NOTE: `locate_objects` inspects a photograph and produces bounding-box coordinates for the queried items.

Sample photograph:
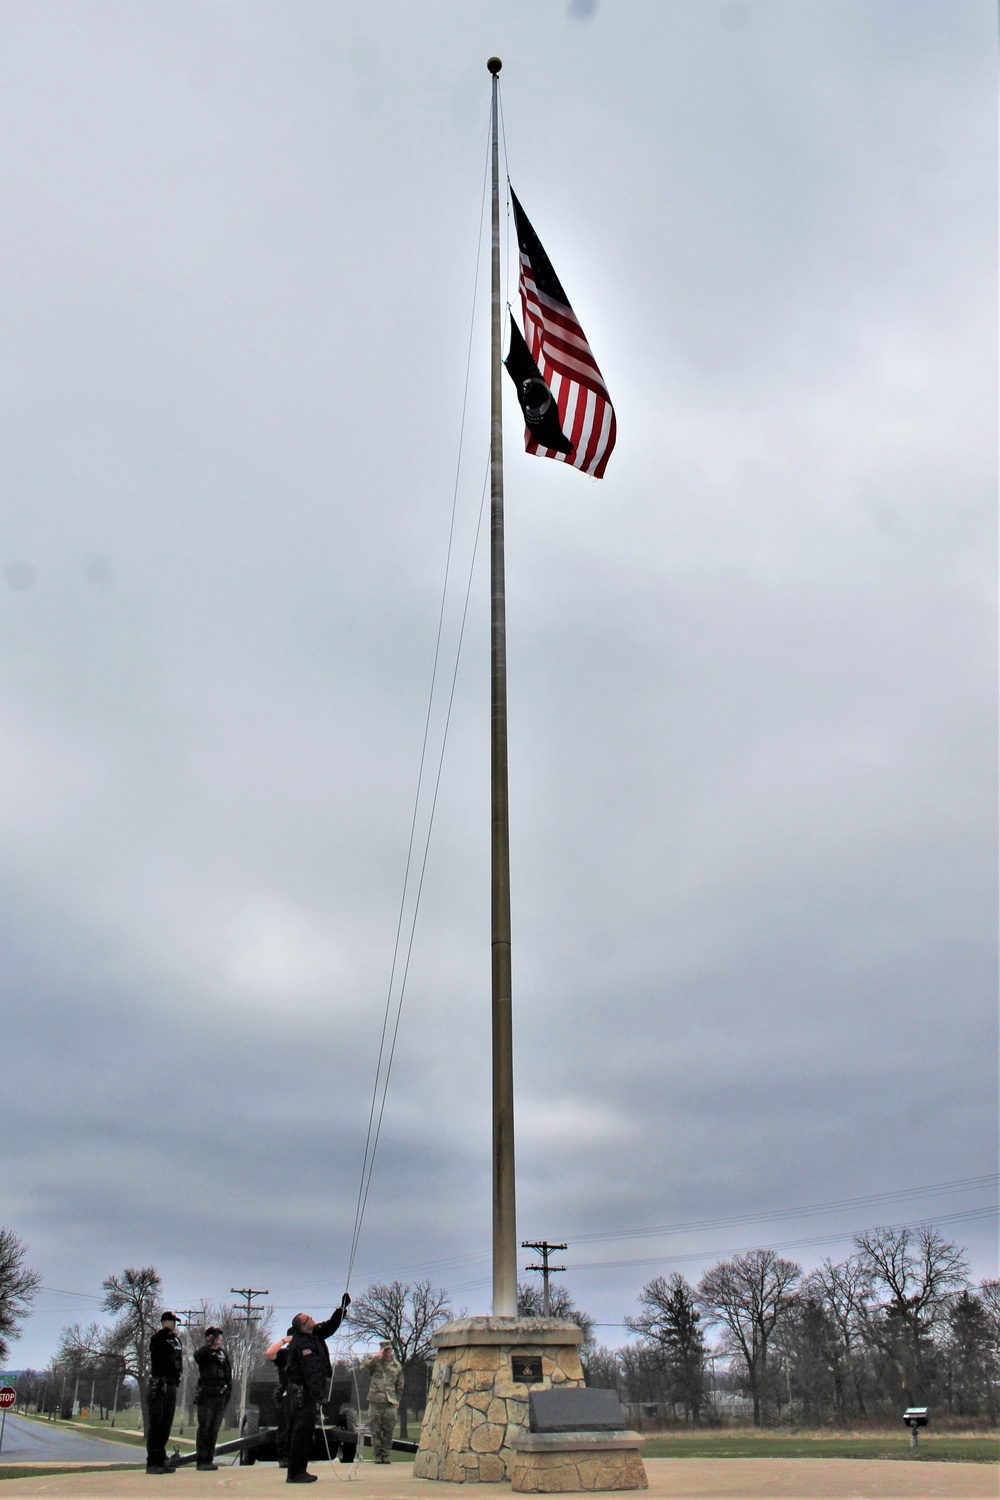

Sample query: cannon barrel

[169,1425,418,1468]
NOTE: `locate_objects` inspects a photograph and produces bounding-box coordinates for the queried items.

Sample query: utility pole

[521,1241,567,1317]
[231,1286,268,1434]
[173,1308,200,1436]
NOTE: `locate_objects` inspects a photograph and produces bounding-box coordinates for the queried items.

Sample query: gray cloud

[0,0,994,1366]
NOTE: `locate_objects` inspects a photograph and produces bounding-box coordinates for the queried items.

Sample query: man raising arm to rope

[284,1294,351,1485]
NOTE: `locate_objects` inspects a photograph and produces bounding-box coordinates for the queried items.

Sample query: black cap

[160,1311,177,1323]
[205,1326,223,1339]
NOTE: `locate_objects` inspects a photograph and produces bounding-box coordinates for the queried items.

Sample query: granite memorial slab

[528,1387,626,1433]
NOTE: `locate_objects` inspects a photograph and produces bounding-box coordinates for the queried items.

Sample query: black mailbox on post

[903,1407,929,1448]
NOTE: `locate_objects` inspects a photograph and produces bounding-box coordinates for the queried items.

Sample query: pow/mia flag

[504,320,574,456]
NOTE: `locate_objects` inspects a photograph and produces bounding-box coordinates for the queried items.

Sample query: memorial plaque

[529,1387,625,1433]
[511,1355,543,1384]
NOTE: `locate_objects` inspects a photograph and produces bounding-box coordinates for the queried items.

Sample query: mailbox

[903,1407,928,1447]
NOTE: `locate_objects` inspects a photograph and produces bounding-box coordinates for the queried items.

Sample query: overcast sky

[1,0,996,1371]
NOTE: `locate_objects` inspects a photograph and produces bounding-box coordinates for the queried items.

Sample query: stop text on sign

[0,1388,16,1410]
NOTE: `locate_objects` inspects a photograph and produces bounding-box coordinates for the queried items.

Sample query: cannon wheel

[239,1409,259,1465]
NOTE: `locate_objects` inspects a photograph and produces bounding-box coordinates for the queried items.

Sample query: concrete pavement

[0,1457,994,1499]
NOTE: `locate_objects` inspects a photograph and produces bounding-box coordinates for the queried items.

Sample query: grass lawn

[641,1430,1000,1463]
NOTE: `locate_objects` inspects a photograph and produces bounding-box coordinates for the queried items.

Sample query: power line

[254,1170,998,1298]
[565,1174,998,1247]
[562,1205,999,1275]
[409,1204,999,1301]
[32,1174,997,1309]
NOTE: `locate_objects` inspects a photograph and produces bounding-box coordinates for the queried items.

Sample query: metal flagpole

[487,55,517,1318]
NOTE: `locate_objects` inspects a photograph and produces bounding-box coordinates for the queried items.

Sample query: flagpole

[487,55,517,1319]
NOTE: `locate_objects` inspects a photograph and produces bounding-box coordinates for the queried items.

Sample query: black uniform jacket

[284,1307,346,1399]
[149,1328,183,1384]
[194,1344,233,1395]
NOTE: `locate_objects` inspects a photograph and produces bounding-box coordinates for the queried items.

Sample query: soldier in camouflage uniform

[363,1341,402,1463]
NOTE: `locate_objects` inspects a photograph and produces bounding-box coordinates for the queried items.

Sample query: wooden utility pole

[521,1241,567,1317]
[488,54,517,1319]
[173,1307,200,1435]
[230,1286,268,1433]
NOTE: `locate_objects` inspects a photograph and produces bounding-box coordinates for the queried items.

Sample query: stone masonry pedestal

[510,1432,648,1492]
[414,1317,584,1484]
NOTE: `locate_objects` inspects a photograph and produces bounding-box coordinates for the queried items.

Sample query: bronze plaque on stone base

[511,1355,543,1384]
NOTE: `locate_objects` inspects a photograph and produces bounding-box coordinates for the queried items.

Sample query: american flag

[510,187,616,479]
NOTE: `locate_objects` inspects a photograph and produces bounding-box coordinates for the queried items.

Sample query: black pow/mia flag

[504,320,574,456]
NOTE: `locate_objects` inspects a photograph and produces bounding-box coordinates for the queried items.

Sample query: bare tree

[697,1249,801,1426]
[854,1226,969,1404]
[56,1321,113,1417]
[942,1289,992,1416]
[518,1282,595,1354]
[625,1274,706,1422]
[191,1300,274,1428]
[584,1345,624,1396]
[100,1266,163,1431]
[807,1254,875,1417]
[979,1278,1000,1419]
[0,1229,41,1364]
[616,1342,668,1409]
[348,1280,451,1438]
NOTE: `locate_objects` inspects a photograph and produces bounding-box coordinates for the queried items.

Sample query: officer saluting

[283,1293,351,1485]
[363,1340,402,1463]
[193,1326,233,1471]
[265,1327,295,1470]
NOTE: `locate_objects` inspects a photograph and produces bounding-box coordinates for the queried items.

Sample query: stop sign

[0,1389,15,1410]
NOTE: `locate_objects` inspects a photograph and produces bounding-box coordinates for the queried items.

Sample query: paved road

[0,1412,142,1464]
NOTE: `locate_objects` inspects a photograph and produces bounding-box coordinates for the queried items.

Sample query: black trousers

[195,1390,228,1465]
[287,1387,320,1477]
[146,1378,178,1467]
[275,1387,290,1463]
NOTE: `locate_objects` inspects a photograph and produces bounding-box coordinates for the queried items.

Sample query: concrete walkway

[0,1458,994,1499]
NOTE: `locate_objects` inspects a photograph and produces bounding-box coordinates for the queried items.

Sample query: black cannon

[171,1376,420,1467]
[239,1379,359,1465]
[171,1380,358,1468]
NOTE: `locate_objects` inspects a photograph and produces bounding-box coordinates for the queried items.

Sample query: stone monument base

[510,1432,648,1493]
[414,1317,584,1484]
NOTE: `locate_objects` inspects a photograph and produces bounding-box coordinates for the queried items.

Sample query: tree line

[2,1221,997,1432]
[588,1228,999,1425]
[5,1258,453,1441]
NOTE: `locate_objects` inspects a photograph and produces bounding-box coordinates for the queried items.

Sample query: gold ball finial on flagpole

[487,56,502,74]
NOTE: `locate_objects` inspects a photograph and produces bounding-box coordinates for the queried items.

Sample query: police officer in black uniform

[193,1326,233,1471]
[265,1327,295,1469]
[146,1311,183,1474]
[284,1293,351,1485]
